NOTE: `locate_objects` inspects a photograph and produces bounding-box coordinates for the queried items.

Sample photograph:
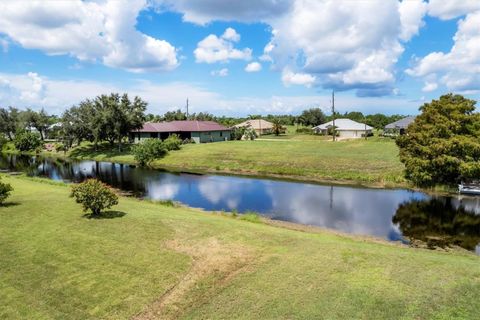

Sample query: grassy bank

[0,176,479,319]
[36,137,406,187]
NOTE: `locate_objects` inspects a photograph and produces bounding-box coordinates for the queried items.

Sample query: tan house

[233,119,274,135]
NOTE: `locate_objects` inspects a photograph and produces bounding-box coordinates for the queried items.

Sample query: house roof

[313,118,373,131]
[233,119,274,130]
[384,116,416,129]
[134,121,230,133]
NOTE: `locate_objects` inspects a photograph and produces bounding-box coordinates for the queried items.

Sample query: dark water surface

[1,154,479,254]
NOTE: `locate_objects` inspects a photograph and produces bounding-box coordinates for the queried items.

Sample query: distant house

[313,118,373,139]
[384,116,416,136]
[233,119,274,135]
[130,120,231,143]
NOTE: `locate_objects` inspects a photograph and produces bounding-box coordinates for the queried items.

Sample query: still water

[1,154,479,254]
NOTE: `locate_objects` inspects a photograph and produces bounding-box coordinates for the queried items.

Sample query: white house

[313,118,373,139]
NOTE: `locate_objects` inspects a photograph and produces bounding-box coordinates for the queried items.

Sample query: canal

[1,154,479,253]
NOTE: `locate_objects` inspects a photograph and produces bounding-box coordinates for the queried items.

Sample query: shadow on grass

[0,202,21,208]
[82,210,127,220]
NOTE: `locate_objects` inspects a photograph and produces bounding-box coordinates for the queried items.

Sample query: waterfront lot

[1,176,479,319]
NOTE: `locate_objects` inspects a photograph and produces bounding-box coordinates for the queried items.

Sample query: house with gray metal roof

[130,121,231,143]
[384,116,416,136]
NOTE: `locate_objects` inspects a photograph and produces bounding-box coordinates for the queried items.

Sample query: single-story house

[130,120,231,143]
[313,118,373,139]
[233,119,274,135]
[384,116,416,136]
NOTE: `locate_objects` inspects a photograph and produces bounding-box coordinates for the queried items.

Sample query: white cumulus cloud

[222,27,241,42]
[155,0,293,25]
[210,68,229,77]
[427,0,480,20]
[422,81,438,92]
[245,62,262,72]
[407,10,480,94]
[281,68,316,88]
[399,0,428,41]
[0,0,178,72]
[0,71,421,116]
[194,28,252,63]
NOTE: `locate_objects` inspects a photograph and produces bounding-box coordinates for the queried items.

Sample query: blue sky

[0,0,479,116]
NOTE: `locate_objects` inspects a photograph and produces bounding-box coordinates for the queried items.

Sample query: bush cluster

[295,127,313,134]
[163,134,182,151]
[70,179,118,216]
[14,132,42,152]
[133,138,168,166]
[0,178,13,204]
[133,136,183,166]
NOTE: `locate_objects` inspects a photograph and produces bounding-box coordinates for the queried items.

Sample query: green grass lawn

[1,176,479,319]
[153,137,405,186]
[41,137,405,187]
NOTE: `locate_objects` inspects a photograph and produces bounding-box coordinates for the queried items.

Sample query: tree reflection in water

[393,197,480,251]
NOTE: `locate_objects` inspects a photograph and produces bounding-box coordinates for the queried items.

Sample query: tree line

[0,92,409,151]
[0,107,56,141]
[148,107,405,129]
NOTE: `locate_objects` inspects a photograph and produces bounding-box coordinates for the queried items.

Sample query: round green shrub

[163,134,182,151]
[0,178,13,204]
[133,139,168,166]
[70,179,118,216]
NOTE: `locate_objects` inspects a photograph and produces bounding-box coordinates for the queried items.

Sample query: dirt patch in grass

[133,237,256,320]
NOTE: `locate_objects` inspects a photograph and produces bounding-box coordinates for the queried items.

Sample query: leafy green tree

[271,118,285,136]
[231,127,246,140]
[23,108,50,140]
[145,113,163,122]
[61,93,146,150]
[0,107,20,140]
[102,93,147,151]
[14,132,42,152]
[189,112,215,121]
[298,108,326,127]
[343,111,365,122]
[265,114,296,125]
[71,179,118,216]
[366,113,404,130]
[61,104,94,148]
[133,139,168,166]
[0,177,13,205]
[396,94,480,186]
[163,109,187,121]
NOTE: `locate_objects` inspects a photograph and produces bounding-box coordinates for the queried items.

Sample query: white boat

[458,183,480,195]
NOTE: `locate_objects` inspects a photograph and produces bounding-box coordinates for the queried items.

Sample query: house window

[220,131,223,137]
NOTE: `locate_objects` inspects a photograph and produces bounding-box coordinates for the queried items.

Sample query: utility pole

[332,90,336,142]
[186,98,189,119]
[364,119,367,140]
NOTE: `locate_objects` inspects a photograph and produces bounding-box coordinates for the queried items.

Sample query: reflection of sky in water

[2,154,480,251]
